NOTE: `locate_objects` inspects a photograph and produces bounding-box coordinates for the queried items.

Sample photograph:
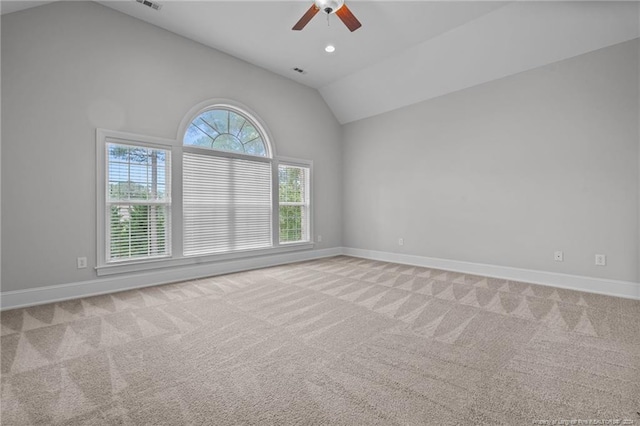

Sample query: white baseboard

[343,247,640,301]
[0,247,342,311]
[3,246,638,310]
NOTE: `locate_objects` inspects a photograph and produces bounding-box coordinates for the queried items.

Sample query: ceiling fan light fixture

[314,0,344,14]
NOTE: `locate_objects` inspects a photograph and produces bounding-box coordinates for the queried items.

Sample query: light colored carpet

[1,256,639,425]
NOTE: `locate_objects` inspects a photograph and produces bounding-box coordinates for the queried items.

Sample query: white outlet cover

[398,238,404,246]
[595,254,606,266]
[554,251,563,262]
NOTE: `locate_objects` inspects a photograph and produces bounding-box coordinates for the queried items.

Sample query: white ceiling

[321,1,640,123]
[2,1,639,124]
[95,1,509,89]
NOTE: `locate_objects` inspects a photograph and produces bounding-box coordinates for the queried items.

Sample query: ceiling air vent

[135,0,162,11]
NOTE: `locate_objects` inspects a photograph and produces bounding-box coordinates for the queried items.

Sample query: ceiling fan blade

[292,4,320,31]
[335,4,362,32]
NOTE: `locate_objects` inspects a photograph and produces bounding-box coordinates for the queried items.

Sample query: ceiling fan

[292,0,362,32]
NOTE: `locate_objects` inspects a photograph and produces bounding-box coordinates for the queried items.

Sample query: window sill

[95,243,314,277]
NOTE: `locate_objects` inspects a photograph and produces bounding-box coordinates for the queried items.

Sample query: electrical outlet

[77,257,87,269]
[317,235,322,243]
[398,238,404,246]
[595,254,606,266]
[554,251,563,262]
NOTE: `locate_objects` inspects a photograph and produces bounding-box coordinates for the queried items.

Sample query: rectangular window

[106,142,171,262]
[183,152,272,256]
[279,164,310,243]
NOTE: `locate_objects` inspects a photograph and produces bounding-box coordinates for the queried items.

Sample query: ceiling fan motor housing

[293,0,361,32]
[314,0,344,14]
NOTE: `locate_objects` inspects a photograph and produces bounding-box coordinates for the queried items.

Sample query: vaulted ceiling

[2,1,639,123]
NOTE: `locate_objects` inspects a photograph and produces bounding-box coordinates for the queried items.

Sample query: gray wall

[2,1,638,295]
[1,1,343,292]
[343,39,639,282]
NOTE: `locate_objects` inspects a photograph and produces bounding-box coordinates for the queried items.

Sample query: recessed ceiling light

[325,45,336,53]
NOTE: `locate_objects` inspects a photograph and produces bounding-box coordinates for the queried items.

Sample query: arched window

[182,104,309,257]
[184,107,270,157]
[97,102,311,273]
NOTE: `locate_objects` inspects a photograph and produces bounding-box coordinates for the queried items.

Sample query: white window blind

[106,142,171,262]
[183,152,272,256]
[279,164,310,243]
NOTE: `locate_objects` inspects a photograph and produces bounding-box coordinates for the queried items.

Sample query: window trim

[95,241,314,276]
[276,157,313,245]
[96,129,176,270]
